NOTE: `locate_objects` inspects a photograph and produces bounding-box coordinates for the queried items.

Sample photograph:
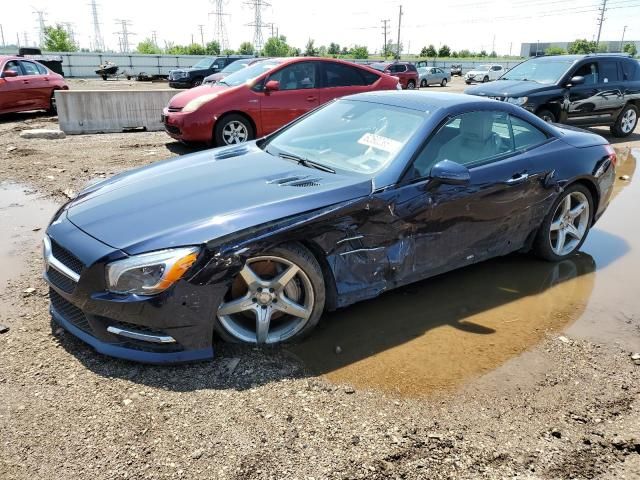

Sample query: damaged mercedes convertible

[44,91,617,363]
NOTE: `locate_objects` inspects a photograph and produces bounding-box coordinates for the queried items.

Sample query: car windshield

[191,58,215,69]
[500,58,575,84]
[418,67,428,74]
[222,60,251,73]
[370,63,387,72]
[221,59,283,86]
[264,99,427,175]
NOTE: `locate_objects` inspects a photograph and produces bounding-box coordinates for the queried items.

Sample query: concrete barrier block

[56,90,176,135]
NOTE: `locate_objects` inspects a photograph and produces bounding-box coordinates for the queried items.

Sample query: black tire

[532,184,594,262]
[465,80,471,85]
[101,74,107,81]
[536,108,557,123]
[407,80,416,90]
[214,243,326,344]
[441,78,448,87]
[610,103,638,138]
[47,91,57,115]
[191,77,203,87]
[420,79,427,88]
[483,76,489,83]
[214,113,255,146]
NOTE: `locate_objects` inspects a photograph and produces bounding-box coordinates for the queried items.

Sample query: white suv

[465,64,504,84]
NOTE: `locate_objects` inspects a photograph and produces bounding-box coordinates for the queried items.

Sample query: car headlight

[182,93,219,112]
[506,96,528,106]
[106,247,200,295]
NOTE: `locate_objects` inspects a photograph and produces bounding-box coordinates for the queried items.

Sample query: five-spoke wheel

[214,114,255,146]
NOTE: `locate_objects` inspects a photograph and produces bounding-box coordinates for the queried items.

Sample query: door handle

[506,172,529,185]
[306,96,317,102]
[23,80,29,84]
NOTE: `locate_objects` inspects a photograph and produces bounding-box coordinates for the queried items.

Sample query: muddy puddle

[0,182,57,300]
[289,148,639,397]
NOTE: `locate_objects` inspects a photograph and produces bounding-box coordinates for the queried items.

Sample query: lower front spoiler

[50,306,214,364]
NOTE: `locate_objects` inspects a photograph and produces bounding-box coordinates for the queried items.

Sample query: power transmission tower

[198,24,205,47]
[114,19,135,53]
[396,5,403,59]
[33,9,47,47]
[245,0,270,54]
[595,0,607,45]
[88,0,105,52]
[23,32,30,47]
[62,22,76,45]
[209,0,230,51]
[381,19,390,58]
[151,30,158,46]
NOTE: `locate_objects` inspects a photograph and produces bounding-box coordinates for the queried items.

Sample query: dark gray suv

[465,54,640,137]
[168,55,254,88]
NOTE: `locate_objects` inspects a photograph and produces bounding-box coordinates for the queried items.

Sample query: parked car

[203,58,267,85]
[168,55,253,88]
[450,64,463,76]
[45,91,616,362]
[465,64,505,84]
[418,66,451,87]
[162,57,401,146]
[370,61,419,89]
[0,55,68,115]
[465,54,640,137]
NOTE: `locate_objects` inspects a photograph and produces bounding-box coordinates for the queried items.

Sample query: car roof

[343,91,495,112]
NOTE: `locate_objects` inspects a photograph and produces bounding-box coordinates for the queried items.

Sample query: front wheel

[441,78,448,87]
[610,104,638,138]
[214,114,255,146]
[536,108,557,123]
[533,185,593,261]
[420,79,427,88]
[192,77,203,87]
[482,76,489,83]
[47,91,57,115]
[215,243,325,344]
[406,80,416,90]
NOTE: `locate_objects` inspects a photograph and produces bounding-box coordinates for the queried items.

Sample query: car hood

[466,80,553,97]
[466,70,489,76]
[65,144,372,254]
[168,84,231,108]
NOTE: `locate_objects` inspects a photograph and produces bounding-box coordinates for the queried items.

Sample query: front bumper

[169,79,192,89]
[44,217,220,363]
[161,107,214,143]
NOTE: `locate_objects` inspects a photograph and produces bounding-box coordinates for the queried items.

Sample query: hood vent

[267,175,322,187]
[214,146,251,160]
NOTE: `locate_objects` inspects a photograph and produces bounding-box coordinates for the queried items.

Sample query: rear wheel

[47,91,57,115]
[192,77,203,87]
[610,104,638,138]
[407,80,416,90]
[214,114,254,146]
[441,78,448,87]
[215,243,325,344]
[533,184,593,261]
[420,79,428,88]
[536,108,557,123]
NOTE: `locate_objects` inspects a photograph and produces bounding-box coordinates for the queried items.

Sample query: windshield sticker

[357,133,402,153]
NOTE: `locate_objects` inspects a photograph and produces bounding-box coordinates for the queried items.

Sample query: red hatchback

[162,57,401,146]
[0,56,68,115]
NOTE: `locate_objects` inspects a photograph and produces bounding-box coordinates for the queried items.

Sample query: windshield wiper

[278,152,335,174]
[217,80,229,86]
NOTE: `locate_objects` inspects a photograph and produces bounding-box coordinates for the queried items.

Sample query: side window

[492,66,501,71]
[574,62,598,85]
[214,58,226,69]
[510,115,547,150]
[410,111,515,179]
[436,68,444,74]
[360,69,380,85]
[35,63,48,74]
[323,63,365,87]
[599,61,619,83]
[2,61,22,75]
[268,62,316,90]
[621,60,637,80]
[20,61,40,75]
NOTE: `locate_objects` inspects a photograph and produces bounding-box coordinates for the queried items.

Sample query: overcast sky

[2,0,638,55]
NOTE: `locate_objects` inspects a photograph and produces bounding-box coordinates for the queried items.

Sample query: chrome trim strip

[339,247,385,256]
[106,326,177,344]
[336,235,364,245]
[43,236,80,283]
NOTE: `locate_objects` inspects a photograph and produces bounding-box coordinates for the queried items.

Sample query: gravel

[1,109,639,479]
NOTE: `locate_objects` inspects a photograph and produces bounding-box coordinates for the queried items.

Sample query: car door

[565,60,609,125]
[0,60,31,112]
[427,68,437,85]
[392,110,546,278]
[259,61,320,134]
[317,61,374,104]
[490,65,503,80]
[20,60,51,108]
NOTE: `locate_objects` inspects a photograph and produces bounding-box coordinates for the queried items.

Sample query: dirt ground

[0,96,639,480]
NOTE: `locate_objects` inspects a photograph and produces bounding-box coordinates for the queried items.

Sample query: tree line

[544,39,637,57]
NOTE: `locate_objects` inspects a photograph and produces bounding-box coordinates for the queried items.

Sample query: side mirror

[1,70,18,78]
[567,75,584,87]
[264,80,280,92]
[430,160,471,186]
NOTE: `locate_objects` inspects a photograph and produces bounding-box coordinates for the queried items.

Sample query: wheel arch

[298,239,339,312]
[565,177,600,222]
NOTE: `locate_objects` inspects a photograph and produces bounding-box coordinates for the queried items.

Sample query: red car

[0,56,68,115]
[370,62,419,90]
[162,57,401,146]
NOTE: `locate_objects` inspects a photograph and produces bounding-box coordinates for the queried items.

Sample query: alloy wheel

[621,108,637,134]
[221,120,249,145]
[217,256,315,344]
[549,191,590,256]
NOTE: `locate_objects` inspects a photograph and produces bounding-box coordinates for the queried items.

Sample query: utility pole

[198,24,205,47]
[596,0,607,46]
[620,25,627,52]
[509,42,512,57]
[381,19,390,58]
[492,34,495,55]
[396,5,402,59]
[0,25,4,48]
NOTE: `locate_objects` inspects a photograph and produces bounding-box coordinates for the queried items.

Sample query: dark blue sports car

[43,91,617,363]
